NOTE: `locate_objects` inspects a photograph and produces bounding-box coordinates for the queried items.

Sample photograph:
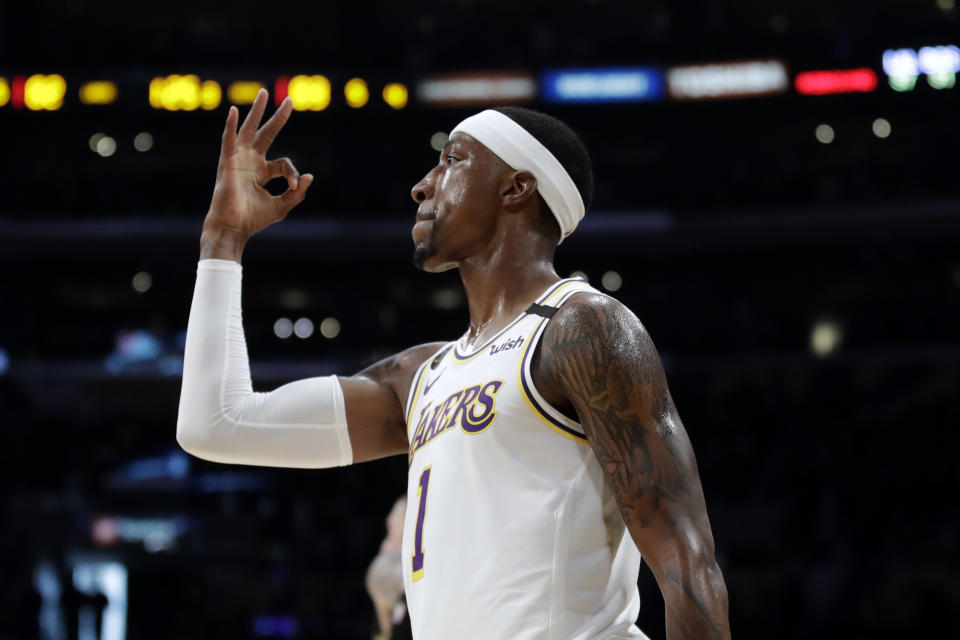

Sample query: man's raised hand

[200,89,313,261]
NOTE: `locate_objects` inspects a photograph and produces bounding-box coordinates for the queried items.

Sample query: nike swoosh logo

[423,368,446,396]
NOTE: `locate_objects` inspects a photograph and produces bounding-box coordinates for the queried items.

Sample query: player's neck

[458,232,558,347]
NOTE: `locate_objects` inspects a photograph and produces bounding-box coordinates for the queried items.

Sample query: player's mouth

[412,209,436,244]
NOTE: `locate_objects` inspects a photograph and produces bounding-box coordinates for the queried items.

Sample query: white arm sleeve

[176,259,353,468]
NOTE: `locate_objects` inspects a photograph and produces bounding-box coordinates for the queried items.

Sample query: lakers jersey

[401,278,649,640]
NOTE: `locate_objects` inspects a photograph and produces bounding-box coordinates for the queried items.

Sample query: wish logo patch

[490,335,524,356]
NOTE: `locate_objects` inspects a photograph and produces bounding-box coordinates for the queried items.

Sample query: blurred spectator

[365,497,410,640]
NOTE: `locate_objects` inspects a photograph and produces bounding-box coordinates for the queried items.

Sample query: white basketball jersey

[401,278,649,640]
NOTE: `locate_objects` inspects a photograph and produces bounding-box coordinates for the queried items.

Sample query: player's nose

[411,169,436,204]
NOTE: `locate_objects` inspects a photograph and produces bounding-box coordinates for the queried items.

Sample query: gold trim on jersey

[405,360,430,438]
[450,278,586,365]
[516,316,590,446]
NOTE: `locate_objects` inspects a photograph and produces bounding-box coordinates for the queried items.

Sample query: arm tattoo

[540,297,698,524]
[539,295,730,640]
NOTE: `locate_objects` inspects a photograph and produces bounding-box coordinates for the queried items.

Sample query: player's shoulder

[553,290,645,333]
[543,290,651,356]
[358,341,447,388]
[394,341,449,372]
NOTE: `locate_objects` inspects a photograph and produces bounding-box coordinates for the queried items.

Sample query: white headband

[450,109,585,244]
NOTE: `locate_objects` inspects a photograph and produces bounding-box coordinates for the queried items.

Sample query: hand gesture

[202,89,313,246]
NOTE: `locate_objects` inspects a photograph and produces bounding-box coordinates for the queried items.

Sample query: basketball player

[177,89,731,639]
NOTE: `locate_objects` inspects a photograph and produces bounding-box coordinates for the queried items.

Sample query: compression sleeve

[176,259,353,468]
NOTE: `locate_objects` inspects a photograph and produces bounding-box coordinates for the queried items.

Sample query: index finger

[220,105,239,157]
[253,97,293,154]
[237,88,269,144]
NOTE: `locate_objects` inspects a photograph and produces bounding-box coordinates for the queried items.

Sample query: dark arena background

[1,1,958,638]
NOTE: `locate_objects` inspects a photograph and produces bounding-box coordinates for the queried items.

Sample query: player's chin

[412,245,456,273]
[413,248,450,272]
[412,244,432,271]
[412,220,440,271]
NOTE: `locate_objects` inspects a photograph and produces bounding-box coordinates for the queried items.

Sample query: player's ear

[500,170,538,211]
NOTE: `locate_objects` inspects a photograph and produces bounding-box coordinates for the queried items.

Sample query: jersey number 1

[411,466,431,581]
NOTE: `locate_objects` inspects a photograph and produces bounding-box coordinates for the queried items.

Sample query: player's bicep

[339,374,408,462]
[341,342,446,463]
[540,296,715,577]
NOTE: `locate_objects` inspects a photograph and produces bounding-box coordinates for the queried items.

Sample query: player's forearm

[662,557,730,640]
[176,260,352,468]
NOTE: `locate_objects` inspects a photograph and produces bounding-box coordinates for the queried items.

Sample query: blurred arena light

[815,124,835,144]
[937,0,956,11]
[417,72,537,106]
[273,317,294,339]
[883,48,921,91]
[0,77,9,106]
[541,67,664,103]
[293,317,314,339]
[273,76,289,106]
[79,80,118,105]
[96,135,118,157]
[320,317,341,339]
[918,45,960,89]
[570,270,588,280]
[200,80,222,109]
[794,68,878,95]
[10,75,26,109]
[227,81,265,105]
[431,287,464,310]
[89,132,106,152]
[91,516,181,553]
[344,78,369,108]
[286,75,331,111]
[278,288,312,310]
[667,60,788,100]
[0,347,9,375]
[105,330,164,374]
[872,118,892,138]
[149,75,221,111]
[382,82,409,109]
[131,271,152,293]
[429,131,449,151]
[24,74,66,110]
[810,318,843,357]
[133,132,154,152]
[601,270,623,292]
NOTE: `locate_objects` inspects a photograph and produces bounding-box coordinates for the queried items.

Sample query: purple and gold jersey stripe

[405,355,434,437]
[517,316,589,445]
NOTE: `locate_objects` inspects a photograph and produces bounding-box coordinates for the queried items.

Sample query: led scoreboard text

[0,44,956,113]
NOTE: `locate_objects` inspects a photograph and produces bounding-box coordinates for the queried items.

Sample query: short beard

[412,223,438,271]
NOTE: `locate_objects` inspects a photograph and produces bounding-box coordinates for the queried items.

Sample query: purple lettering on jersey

[423,391,461,442]
[445,385,481,432]
[408,380,503,459]
[410,403,434,452]
[461,380,503,434]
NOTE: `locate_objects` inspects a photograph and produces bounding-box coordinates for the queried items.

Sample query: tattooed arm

[535,293,731,640]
